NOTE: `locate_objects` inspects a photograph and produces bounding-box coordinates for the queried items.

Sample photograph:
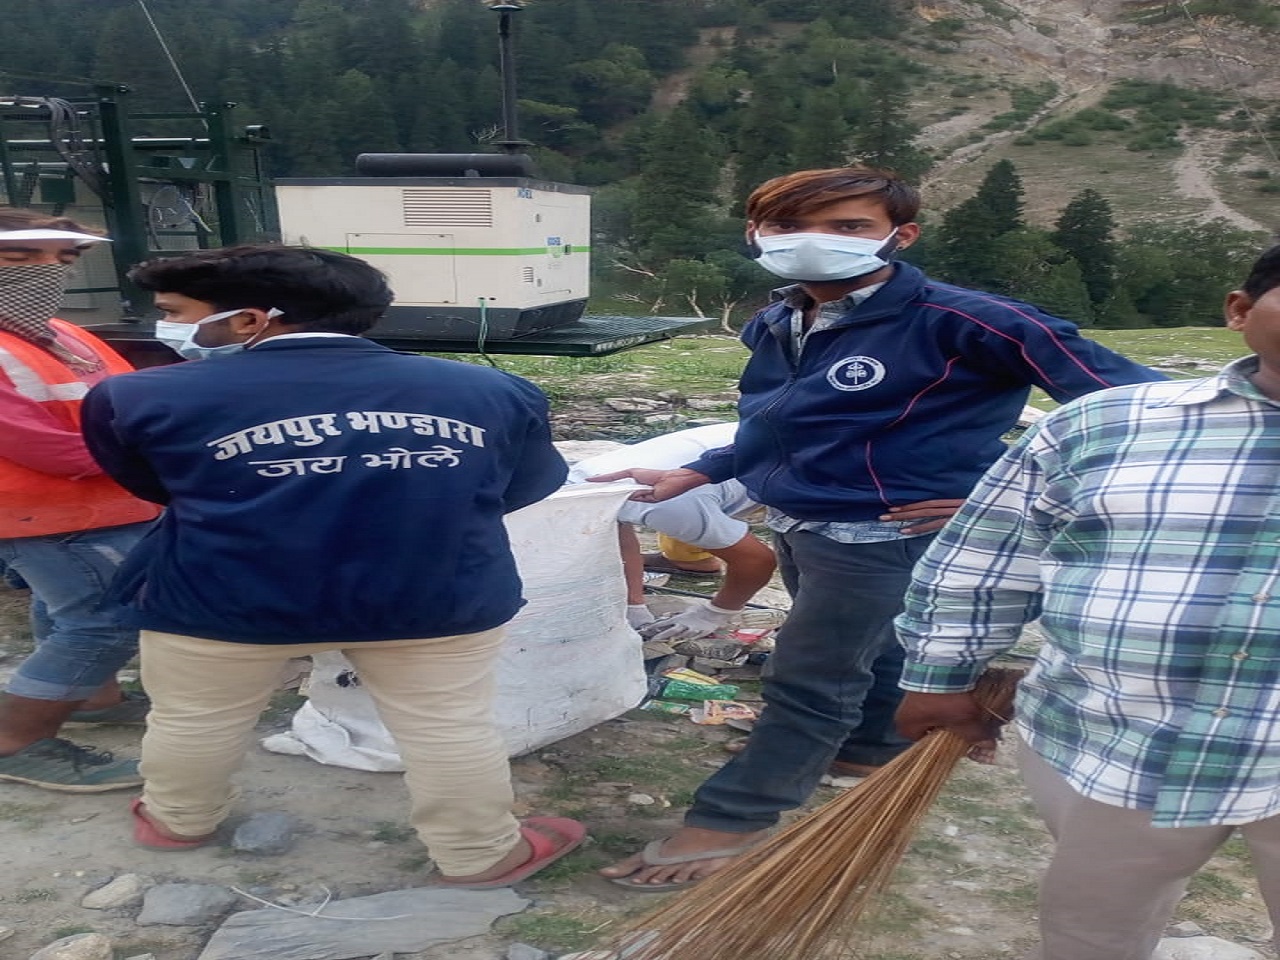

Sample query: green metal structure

[0,83,275,318]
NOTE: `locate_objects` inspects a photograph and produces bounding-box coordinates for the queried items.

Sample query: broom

[606,664,1025,960]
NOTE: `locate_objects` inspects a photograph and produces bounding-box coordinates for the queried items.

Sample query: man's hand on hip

[880,498,965,536]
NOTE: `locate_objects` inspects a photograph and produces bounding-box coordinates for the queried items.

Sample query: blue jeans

[685,530,933,833]
[0,522,151,701]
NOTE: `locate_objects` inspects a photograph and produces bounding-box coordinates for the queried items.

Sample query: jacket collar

[760,261,927,331]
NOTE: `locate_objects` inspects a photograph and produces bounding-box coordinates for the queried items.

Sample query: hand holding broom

[604,664,1025,960]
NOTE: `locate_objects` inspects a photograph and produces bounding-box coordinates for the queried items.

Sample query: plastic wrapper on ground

[260,483,649,772]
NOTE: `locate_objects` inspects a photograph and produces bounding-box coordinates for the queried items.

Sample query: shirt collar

[771,283,886,311]
[1156,355,1275,407]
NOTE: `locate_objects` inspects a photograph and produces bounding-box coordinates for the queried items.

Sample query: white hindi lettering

[283,414,342,446]
[209,412,487,460]
[348,411,485,447]
[248,456,349,478]
[360,445,464,469]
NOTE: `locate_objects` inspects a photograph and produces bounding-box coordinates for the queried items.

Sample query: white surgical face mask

[154,307,282,360]
[752,229,899,282]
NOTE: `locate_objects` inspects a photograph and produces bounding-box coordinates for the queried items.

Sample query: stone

[507,944,550,960]
[1153,936,1267,960]
[1168,922,1208,938]
[197,887,528,960]
[602,398,665,413]
[683,398,733,410]
[231,811,302,855]
[81,873,148,910]
[123,955,158,960]
[28,933,114,960]
[137,883,239,926]
[0,926,14,942]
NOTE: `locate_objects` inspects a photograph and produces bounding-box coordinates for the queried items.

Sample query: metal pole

[94,84,150,319]
[202,101,242,244]
[497,8,519,148]
[489,2,529,154]
[0,116,20,205]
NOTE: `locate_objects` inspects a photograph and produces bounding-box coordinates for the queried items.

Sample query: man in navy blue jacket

[598,166,1165,889]
[81,245,585,885]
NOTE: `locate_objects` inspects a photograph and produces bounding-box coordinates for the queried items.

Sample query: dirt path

[1174,132,1272,232]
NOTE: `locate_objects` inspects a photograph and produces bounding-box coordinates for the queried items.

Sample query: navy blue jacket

[82,336,567,644]
[687,262,1165,521]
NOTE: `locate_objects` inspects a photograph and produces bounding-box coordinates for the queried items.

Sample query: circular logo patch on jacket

[826,356,886,391]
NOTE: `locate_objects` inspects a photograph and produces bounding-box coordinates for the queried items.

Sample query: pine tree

[934,160,1026,288]
[735,73,797,203]
[993,230,1094,324]
[631,106,722,263]
[789,88,849,170]
[1052,189,1117,309]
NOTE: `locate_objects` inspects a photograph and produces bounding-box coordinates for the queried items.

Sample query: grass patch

[523,846,609,888]
[51,925,96,939]
[1186,870,1248,903]
[259,690,308,726]
[0,800,54,827]
[11,887,57,903]
[499,909,617,953]
[369,821,416,844]
[909,834,964,862]
[859,888,931,937]
[983,880,1040,910]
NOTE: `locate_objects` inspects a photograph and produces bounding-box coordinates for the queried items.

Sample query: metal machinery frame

[0,84,711,362]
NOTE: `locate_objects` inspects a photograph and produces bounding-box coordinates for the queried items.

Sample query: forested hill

[8,0,1280,329]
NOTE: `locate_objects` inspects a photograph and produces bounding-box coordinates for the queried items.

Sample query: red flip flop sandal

[130,797,216,851]
[439,816,587,889]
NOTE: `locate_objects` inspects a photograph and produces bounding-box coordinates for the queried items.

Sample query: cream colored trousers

[138,627,521,876]
[1018,741,1280,960]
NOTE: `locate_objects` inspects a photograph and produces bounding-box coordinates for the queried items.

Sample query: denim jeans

[0,521,151,701]
[685,530,934,833]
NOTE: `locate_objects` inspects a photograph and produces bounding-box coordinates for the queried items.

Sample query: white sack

[261,482,647,771]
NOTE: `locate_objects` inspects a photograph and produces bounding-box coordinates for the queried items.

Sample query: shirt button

[1253,594,1271,602]
[1232,651,1250,661]
[1213,708,1231,718]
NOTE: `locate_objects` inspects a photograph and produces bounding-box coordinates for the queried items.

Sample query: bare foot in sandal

[599,826,768,890]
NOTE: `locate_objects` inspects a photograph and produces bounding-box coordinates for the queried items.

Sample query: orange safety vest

[0,320,162,538]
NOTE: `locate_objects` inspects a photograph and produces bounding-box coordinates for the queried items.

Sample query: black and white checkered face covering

[0,263,71,345]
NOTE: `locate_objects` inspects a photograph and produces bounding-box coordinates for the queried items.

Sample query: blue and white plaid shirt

[897,356,1280,826]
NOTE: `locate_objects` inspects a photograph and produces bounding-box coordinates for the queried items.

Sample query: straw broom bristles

[608,665,1025,960]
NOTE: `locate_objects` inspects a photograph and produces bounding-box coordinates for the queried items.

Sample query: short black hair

[1242,244,1280,301]
[129,245,394,335]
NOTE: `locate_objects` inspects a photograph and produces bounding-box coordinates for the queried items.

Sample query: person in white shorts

[569,424,776,641]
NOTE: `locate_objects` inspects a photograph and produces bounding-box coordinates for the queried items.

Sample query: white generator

[274,153,591,340]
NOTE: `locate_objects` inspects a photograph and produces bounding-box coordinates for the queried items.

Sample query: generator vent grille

[401,188,493,227]
[522,267,535,283]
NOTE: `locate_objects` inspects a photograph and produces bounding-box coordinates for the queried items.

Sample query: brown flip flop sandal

[609,837,764,892]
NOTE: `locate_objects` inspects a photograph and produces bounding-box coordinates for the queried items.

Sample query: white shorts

[616,479,758,550]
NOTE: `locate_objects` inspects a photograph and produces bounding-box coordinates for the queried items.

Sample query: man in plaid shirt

[895,244,1280,960]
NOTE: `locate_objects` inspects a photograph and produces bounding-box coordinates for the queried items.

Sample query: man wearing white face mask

[0,208,160,793]
[597,165,1166,890]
